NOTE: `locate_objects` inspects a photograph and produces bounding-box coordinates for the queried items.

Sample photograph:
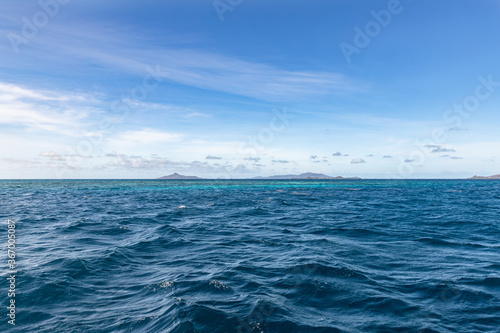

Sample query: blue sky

[1,0,500,179]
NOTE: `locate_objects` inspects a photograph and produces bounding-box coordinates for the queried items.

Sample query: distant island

[157,173,200,180]
[467,174,500,180]
[157,172,360,180]
[252,172,361,180]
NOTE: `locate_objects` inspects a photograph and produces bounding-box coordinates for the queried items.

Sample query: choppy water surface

[1,179,500,332]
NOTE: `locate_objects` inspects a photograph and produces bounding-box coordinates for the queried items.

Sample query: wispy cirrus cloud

[0,82,68,102]
[115,129,183,144]
[0,81,97,135]
[33,26,365,102]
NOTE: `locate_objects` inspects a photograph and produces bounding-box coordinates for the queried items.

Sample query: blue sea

[1,179,500,332]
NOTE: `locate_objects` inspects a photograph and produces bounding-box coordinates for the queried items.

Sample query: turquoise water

[1,180,500,332]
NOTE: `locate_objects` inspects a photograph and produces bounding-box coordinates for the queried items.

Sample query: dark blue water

[1,180,500,332]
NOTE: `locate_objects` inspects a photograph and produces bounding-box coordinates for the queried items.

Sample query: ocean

[1,179,500,332]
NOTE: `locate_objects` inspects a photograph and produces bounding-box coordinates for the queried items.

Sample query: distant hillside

[156,172,361,180]
[157,173,200,180]
[253,172,361,180]
[468,174,500,180]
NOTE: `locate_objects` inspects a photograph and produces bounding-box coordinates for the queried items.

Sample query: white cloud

[44,27,364,102]
[0,82,94,135]
[96,154,256,177]
[206,155,223,160]
[351,158,366,164]
[39,151,65,161]
[0,83,62,101]
[244,157,261,162]
[2,158,42,168]
[116,129,183,144]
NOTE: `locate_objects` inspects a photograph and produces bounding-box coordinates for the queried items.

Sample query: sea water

[1,179,499,332]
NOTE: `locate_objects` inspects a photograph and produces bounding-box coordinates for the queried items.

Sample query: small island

[467,174,500,180]
[252,172,361,180]
[157,172,361,180]
[157,173,200,180]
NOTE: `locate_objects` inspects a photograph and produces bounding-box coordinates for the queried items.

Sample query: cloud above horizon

[244,157,261,162]
[39,151,66,161]
[425,145,456,153]
[206,155,223,160]
[3,152,260,177]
